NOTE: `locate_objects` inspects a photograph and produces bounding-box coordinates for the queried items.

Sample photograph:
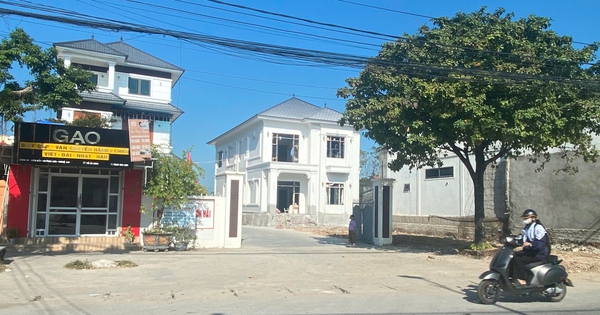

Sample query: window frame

[217,151,224,168]
[425,166,454,179]
[326,136,345,159]
[326,182,345,205]
[128,77,151,96]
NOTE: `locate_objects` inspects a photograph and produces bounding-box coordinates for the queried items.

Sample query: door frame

[30,167,123,237]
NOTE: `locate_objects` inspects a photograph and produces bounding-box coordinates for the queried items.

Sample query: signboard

[128,119,152,162]
[162,199,215,230]
[14,122,132,168]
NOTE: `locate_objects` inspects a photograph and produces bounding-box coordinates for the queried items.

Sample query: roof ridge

[105,41,184,71]
[54,39,127,56]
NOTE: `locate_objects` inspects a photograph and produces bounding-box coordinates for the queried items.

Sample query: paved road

[1,226,599,315]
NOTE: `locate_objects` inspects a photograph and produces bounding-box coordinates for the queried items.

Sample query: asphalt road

[1,226,599,315]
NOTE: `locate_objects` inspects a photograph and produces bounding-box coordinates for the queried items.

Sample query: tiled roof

[305,107,343,122]
[79,91,125,103]
[258,97,322,119]
[54,39,127,57]
[105,41,184,71]
[208,97,343,144]
[122,99,183,115]
[54,39,183,71]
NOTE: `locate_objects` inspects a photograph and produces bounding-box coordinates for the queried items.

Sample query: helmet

[521,209,538,218]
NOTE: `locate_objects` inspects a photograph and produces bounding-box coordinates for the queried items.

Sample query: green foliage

[68,113,113,128]
[359,147,380,195]
[141,146,207,229]
[6,226,18,239]
[64,259,93,270]
[122,225,135,243]
[470,242,495,251]
[338,7,600,243]
[163,223,197,245]
[0,28,95,122]
[115,260,138,268]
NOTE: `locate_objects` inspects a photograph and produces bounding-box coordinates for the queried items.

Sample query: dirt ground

[293,226,600,274]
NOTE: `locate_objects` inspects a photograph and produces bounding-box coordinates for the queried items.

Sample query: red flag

[187,152,192,163]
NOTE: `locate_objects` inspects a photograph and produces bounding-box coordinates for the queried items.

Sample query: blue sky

[1,0,599,193]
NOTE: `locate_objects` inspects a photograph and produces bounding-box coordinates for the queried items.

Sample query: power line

[336,0,435,19]
[206,0,598,66]
[0,5,597,90]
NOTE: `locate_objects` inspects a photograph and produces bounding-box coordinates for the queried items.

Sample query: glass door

[34,168,120,236]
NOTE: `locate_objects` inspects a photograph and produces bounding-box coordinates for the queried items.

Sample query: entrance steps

[1,236,141,252]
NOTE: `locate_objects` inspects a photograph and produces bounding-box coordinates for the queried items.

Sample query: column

[108,62,116,92]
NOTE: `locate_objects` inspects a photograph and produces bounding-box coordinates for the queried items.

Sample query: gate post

[371,177,395,246]
[223,173,243,248]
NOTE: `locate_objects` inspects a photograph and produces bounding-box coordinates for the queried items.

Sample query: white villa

[208,97,360,226]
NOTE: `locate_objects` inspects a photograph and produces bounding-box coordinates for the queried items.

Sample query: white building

[380,152,475,217]
[54,38,184,153]
[208,97,360,226]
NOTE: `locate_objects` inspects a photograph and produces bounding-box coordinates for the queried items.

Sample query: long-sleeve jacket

[522,222,550,260]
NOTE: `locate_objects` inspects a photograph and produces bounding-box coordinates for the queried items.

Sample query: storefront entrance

[33,168,121,236]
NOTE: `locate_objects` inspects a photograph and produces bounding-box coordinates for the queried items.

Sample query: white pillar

[63,55,71,68]
[108,62,116,92]
[371,178,395,246]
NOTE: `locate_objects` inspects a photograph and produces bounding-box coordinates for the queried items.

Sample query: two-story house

[5,37,184,240]
[208,97,360,226]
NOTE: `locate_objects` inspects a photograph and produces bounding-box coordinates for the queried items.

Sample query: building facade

[208,97,360,226]
[4,37,184,239]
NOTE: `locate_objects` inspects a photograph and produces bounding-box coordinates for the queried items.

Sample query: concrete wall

[507,155,600,244]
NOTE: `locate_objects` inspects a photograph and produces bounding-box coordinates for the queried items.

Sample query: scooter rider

[512,209,551,285]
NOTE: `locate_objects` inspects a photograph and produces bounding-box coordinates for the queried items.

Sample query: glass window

[425,166,454,179]
[38,173,48,191]
[326,183,344,205]
[82,178,108,208]
[271,133,299,162]
[48,214,77,235]
[90,74,98,85]
[80,215,107,234]
[327,136,345,158]
[110,176,119,194]
[217,151,224,167]
[128,77,151,96]
[50,177,78,207]
[37,193,47,211]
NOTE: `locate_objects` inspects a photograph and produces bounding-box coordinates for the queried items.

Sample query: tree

[338,8,600,244]
[141,147,208,230]
[0,28,95,123]
[359,148,380,192]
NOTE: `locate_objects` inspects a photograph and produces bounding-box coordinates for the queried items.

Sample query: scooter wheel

[546,282,567,302]
[478,279,501,304]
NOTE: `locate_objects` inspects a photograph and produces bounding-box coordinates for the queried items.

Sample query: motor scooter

[477,235,573,304]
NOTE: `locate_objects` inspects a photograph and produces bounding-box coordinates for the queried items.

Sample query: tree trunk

[474,145,486,244]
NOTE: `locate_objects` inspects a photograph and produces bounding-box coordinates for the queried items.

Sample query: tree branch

[13,86,34,98]
[448,142,476,181]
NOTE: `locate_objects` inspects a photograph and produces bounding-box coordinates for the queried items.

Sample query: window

[217,151,224,168]
[90,74,98,86]
[326,183,344,205]
[425,166,454,179]
[327,136,345,158]
[248,180,258,204]
[272,133,299,162]
[128,77,150,96]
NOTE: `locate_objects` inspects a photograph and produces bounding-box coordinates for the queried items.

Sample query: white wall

[384,153,475,217]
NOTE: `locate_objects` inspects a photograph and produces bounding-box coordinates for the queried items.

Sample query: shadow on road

[308,233,473,255]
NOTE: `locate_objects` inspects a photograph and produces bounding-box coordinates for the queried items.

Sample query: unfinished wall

[507,154,600,244]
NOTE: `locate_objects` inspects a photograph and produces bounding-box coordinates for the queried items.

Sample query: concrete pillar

[224,173,243,248]
[108,62,116,92]
[371,178,395,246]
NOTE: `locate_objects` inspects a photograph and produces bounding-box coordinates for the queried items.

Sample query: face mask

[523,218,533,225]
